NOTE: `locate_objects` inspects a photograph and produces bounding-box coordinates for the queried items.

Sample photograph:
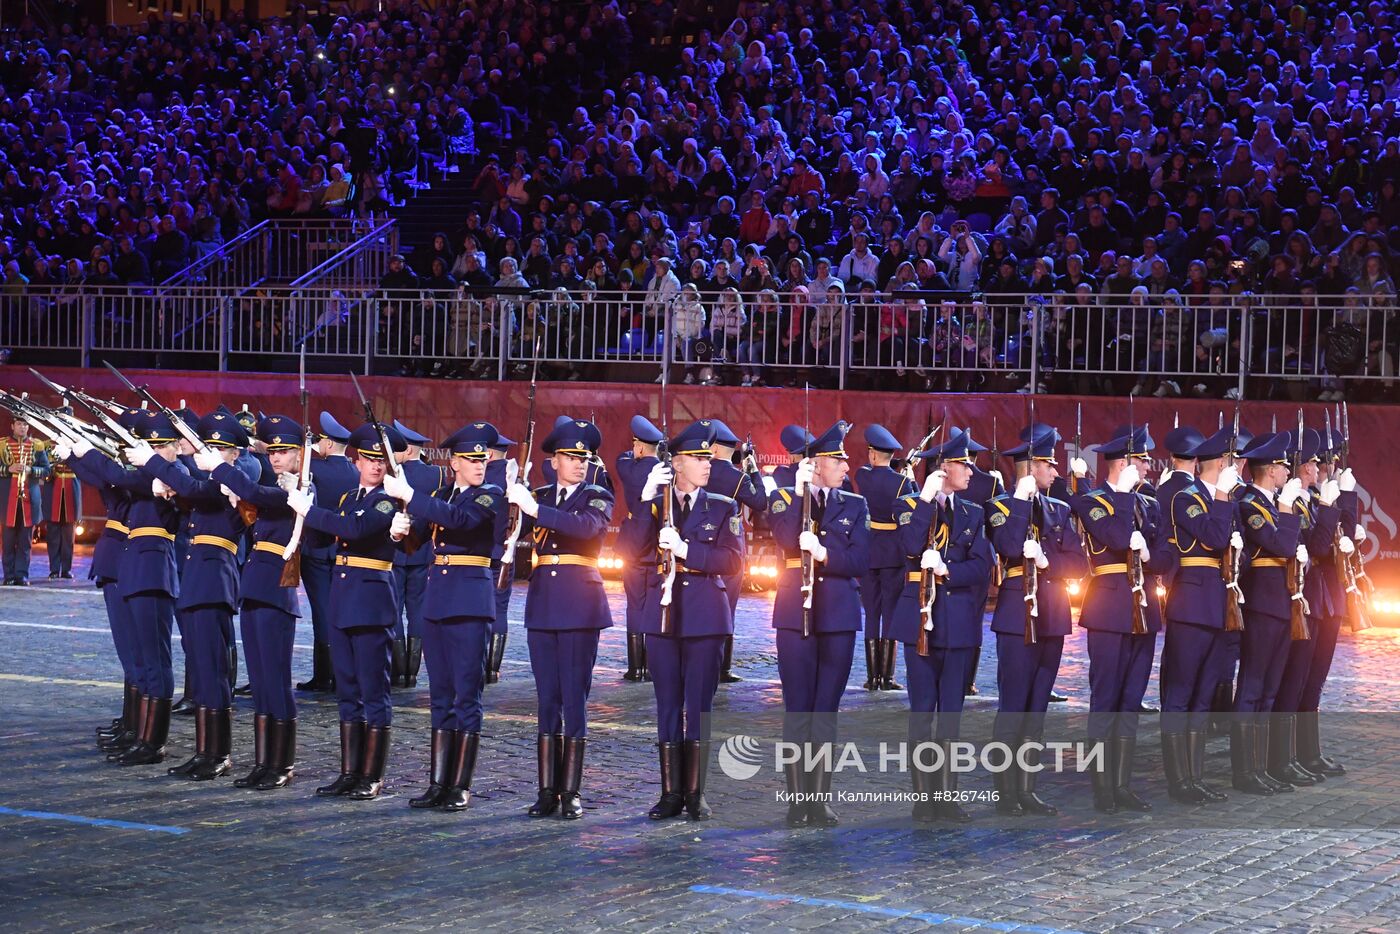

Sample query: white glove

[1036,550,1050,570]
[641,463,673,502]
[761,474,777,496]
[1230,531,1244,551]
[220,484,240,509]
[1070,456,1088,479]
[987,467,1005,491]
[151,477,173,498]
[1129,529,1150,562]
[1014,474,1038,501]
[920,469,946,502]
[1337,468,1356,492]
[389,512,412,541]
[1295,544,1310,567]
[1338,536,1355,555]
[1111,463,1141,493]
[286,488,313,516]
[920,548,947,576]
[71,438,93,458]
[505,458,520,486]
[1278,477,1303,508]
[124,442,154,466]
[507,482,539,517]
[276,471,298,492]
[53,442,71,461]
[1022,538,1045,562]
[1159,466,1173,488]
[798,529,828,563]
[657,525,690,561]
[794,458,814,495]
[192,449,222,473]
[1217,465,1241,493]
[1318,479,1340,507]
[1355,523,1365,542]
[382,472,413,503]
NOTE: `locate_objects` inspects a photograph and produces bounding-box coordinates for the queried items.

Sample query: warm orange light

[1067,580,1082,597]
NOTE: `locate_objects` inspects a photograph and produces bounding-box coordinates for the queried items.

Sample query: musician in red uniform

[2,415,51,586]
[43,408,82,578]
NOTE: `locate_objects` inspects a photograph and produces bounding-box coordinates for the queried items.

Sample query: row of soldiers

[1,413,82,583]
[38,396,1363,822]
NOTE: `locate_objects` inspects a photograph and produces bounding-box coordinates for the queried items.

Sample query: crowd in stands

[2,0,1400,396]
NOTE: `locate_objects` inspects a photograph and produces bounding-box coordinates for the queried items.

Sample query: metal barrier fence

[161,218,395,289]
[1,287,1394,393]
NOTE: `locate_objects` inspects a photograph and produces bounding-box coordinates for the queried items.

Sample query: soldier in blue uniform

[765,422,870,827]
[70,410,187,766]
[770,424,813,489]
[1070,428,1169,812]
[41,409,80,578]
[887,429,990,823]
[986,424,1087,816]
[384,422,505,812]
[484,432,516,684]
[1207,426,1255,733]
[200,415,310,791]
[505,417,615,820]
[615,415,663,683]
[706,418,768,684]
[853,424,912,692]
[1297,442,1358,778]
[73,407,140,753]
[541,415,613,492]
[299,412,359,693]
[618,420,742,821]
[287,423,408,801]
[1268,428,1341,789]
[1230,431,1304,795]
[127,411,258,781]
[1158,427,1240,804]
[391,419,450,688]
[2,414,50,585]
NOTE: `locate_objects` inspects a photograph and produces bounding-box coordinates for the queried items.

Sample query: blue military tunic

[614,450,659,635]
[525,482,615,632]
[767,486,871,635]
[393,458,450,641]
[67,454,137,685]
[303,453,361,646]
[889,494,990,649]
[1233,486,1302,716]
[707,457,767,621]
[854,464,914,642]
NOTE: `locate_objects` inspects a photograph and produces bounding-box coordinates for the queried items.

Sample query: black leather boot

[409,728,454,808]
[441,732,479,812]
[118,697,171,766]
[784,759,810,827]
[98,682,140,742]
[1255,719,1294,793]
[190,708,232,780]
[1187,730,1228,801]
[1111,736,1151,811]
[719,635,740,683]
[880,639,903,691]
[1208,681,1234,736]
[862,639,879,691]
[1267,713,1319,787]
[347,725,391,799]
[1296,710,1344,777]
[638,633,651,682]
[228,643,238,694]
[1231,721,1274,795]
[104,695,147,758]
[624,633,643,682]
[235,714,271,788]
[256,719,297,790]
[485,633,506,685]
[1162,732,1208,804]
[1088,740,1118,812]
[405,637,423,688]
[648,742,685,820]
[963,647,981,696]
[297,642,332,692]
[936,740,972,822]
[559,737,586,819]
[316,720,366,797]
[391,638,407,688]
[168,706,209,776]
[911,760,937,822]
[1018,740,1058,816]
[993,749,1024,816]
[807,745,840,827]
[684,740,712,821]
[527,734,561,817]
[172,673,195,717]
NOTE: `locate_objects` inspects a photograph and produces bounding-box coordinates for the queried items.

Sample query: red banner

[4,366,1398,593]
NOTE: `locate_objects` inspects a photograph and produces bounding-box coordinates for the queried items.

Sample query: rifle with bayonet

[916,408,949,657]
[279,342,314,587]
[1023,398,1039,646]
[28,368,139,448]
[1223,400,1245,632]
[1334,402,1374,631]
[800,383,814,638]
[1286,408,1310,640]
[657,365,677,636]
[496,347,541,590]
[0,390,121,459]
[349,372,417,556]
[1127,395,1149,636]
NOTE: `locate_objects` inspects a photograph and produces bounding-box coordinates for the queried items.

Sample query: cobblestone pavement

[2,547,1399,932]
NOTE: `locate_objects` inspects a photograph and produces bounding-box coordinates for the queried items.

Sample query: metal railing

[1,287,1394,393]
[160,218,394,290]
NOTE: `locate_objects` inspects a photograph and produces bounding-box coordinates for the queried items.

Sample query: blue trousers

[1233,614,1290,718]
[1215,628,1241,686]
[102,582,138,683]
[1273,622,1317,714]
[723,569,743,626]
[392,562,428,641]
[860,566,904,640]
[647,633,725,742]
[905,644,973,741]
[1086,630,1155,739]
[490,563,511,636]
[994,633,1064,741]
[180,605,232,709]
[775,629,855,745]
[1160,621,1227,734]
[329,625,393,726]
[302,554,333,644]
[2,523,32,580]
[126,592,175,698]
[47,522,74,575]
[623,567,648,634]
[1299,615,1342,712]
[423,617,489,732]
[527,628,600,738]
[243,603,297,721]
